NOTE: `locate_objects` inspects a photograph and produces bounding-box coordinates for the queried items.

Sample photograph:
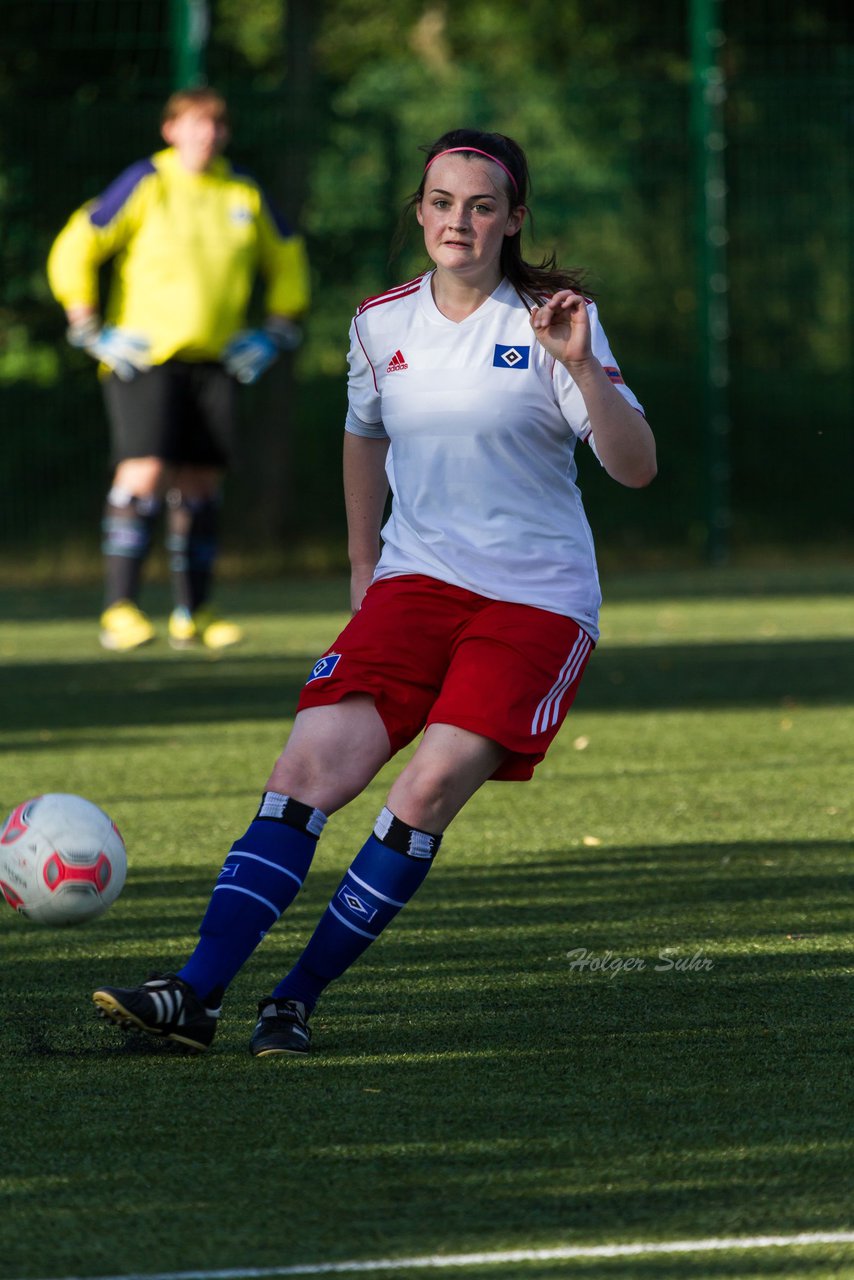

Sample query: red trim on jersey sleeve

[356,275,424,316]
[353,316,378,394]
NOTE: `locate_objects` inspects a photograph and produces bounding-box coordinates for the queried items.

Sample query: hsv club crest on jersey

[492,343,530,369]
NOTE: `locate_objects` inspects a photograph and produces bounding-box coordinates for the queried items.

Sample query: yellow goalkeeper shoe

[99,601,155,652]
[168,606,243,651]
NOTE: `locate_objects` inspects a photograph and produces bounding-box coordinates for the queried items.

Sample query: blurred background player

[47,87,310,652]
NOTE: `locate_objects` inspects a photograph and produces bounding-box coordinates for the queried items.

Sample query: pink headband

[424,147,520,197]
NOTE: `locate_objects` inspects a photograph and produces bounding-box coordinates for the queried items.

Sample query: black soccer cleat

[93,972,219,1052]
[250,996,311,1057]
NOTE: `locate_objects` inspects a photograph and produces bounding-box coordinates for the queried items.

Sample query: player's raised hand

[529,289,593,368]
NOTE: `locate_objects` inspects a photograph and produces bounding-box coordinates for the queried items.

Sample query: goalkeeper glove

[222,318,302,385]
[67,317,152,382]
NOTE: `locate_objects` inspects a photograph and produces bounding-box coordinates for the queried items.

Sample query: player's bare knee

[265,698,389,813]
[266,742,376,815]
[114,456,164,496]
[387,762,454,832]
[265,751,326,809]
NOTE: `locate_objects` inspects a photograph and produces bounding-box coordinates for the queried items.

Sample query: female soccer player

[93,128,656,1055]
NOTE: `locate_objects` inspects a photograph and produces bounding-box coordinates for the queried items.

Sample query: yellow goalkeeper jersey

[47,147,310,364]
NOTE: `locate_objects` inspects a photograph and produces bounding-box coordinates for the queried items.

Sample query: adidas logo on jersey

[386,350,408,372]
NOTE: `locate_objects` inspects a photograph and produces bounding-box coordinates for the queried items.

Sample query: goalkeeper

[47,87,310,651]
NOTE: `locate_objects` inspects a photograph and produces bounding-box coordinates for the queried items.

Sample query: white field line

[20,1231,854,1280]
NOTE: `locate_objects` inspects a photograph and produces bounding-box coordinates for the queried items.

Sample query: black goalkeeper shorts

[103,361,237,467]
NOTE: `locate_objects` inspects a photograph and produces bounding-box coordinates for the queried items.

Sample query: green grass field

[1,568,852,1280]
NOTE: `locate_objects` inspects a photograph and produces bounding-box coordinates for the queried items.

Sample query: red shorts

[297,574,594,782]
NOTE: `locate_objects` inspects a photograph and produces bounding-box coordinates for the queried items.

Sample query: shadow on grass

[2,562,853,622]
[1,635,852,745]
[0,577,351,621]
[1,841,850,1272]
[3,838,849,1045]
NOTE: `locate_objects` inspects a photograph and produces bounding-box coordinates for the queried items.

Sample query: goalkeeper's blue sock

[177,792,327,1005]
[272,807,441,1011]
[102,489,160,607]
[165,491,219,613]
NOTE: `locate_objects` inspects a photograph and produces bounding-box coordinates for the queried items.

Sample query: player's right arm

[46,160,153,316]
[47,162,157,378]
[344,313,389,611]
[343,432,389,613]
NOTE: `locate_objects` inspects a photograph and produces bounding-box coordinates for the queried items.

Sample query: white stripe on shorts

[530,631,592,735]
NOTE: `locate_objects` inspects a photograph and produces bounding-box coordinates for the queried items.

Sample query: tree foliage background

[0,0,851,564]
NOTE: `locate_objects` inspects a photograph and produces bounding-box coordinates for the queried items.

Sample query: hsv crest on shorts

[307,652,342,682]
[386,350,408,372]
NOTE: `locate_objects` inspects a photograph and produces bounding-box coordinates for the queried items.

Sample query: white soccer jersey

[346,272,644,640]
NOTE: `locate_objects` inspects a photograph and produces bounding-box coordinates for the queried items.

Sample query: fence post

[690,0,731,565]
[170,0,209,88]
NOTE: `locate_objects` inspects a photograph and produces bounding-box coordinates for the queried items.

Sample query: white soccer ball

[0,793,127,926]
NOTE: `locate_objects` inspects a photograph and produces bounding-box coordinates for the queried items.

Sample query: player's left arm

[255,194,311,324]
[221,192,311,382]
[531,290,657,489]
[219,188,310,381]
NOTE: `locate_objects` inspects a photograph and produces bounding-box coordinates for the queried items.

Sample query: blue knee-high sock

[165,491,219,613]
[102,489,160,608]
[272,807,442,1011]
[177,792,327,1004]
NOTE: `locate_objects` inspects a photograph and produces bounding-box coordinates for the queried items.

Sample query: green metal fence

[0,1,851,570]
